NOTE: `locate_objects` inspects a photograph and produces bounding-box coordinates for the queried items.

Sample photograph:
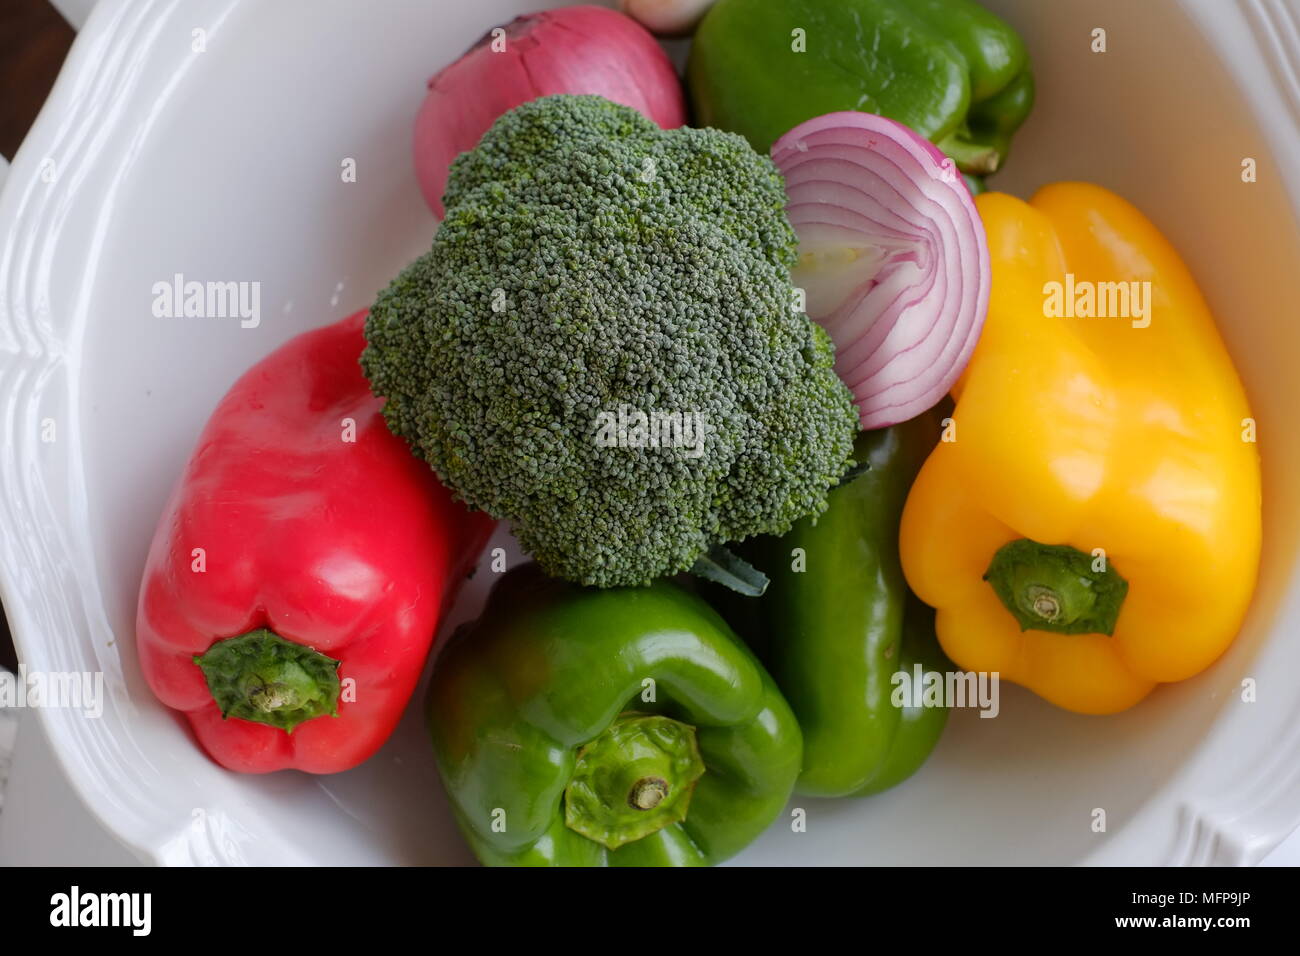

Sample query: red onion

[414,6,687,217]
[772,112,990,430]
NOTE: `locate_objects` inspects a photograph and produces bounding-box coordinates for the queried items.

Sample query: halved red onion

[772,112,990,430]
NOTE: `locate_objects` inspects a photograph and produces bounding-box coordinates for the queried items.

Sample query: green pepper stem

[983,539,1129,636]
[629,778,669,810]
[194,629,341,733]
[565,713,705,850]
[935,132,1001,176]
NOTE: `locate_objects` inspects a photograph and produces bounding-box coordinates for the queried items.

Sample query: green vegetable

[688,0,1034,180]
[362,94,859,589]
[984,539,1129,636]
[428,563,803,866]
[193,629,340,734]
[712,411,950,797]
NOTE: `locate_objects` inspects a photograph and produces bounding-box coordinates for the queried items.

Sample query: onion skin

[772,112,990,430]
[414,6,687,217]
[620,0,718,37]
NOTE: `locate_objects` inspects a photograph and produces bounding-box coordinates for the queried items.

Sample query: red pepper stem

[194,629,341,734]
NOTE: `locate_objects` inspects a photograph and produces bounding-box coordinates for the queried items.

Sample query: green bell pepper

[428,564,802,866]
[688,0,1034,180]
[720,411,951,798]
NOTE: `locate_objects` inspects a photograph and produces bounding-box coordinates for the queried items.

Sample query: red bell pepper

[136,310,494,773]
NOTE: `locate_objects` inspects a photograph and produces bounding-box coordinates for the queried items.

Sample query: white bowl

[2,0,1299,865]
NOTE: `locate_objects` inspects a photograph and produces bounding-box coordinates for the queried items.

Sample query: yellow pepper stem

[983,540,1129,636]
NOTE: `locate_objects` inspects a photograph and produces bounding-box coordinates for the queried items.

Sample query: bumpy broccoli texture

[363,94,858,588]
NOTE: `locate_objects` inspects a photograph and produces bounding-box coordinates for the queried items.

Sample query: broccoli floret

[363,94,858,588]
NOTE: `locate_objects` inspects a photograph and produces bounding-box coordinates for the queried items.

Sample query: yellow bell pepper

[899,183,1261,714]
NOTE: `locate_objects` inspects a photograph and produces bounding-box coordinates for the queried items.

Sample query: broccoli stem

[690,544,769,597]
